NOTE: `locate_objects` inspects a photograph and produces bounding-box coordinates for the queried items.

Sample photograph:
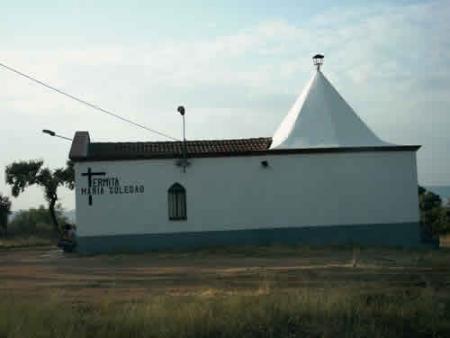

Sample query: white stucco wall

[74,151,420,237]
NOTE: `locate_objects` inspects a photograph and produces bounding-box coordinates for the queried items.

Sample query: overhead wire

[0,61,179,141]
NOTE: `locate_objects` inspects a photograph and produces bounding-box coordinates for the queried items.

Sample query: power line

[0,61,179,141]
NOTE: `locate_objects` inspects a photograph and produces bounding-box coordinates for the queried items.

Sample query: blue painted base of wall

[75,222,434,254]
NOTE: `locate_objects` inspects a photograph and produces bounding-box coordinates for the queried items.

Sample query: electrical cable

[0,61,179,141]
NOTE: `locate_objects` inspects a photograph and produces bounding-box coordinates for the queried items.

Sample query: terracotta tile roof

[69,132,420,162]
[86,138,273,160]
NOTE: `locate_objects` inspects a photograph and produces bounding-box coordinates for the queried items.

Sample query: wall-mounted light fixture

[42,129,72,141]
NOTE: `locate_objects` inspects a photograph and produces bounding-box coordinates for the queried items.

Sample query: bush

[8,205,68,239]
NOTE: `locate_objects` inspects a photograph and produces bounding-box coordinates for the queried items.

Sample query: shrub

[8,205,68,238]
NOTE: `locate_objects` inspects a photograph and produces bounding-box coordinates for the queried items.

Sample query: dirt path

[0,246,449,301]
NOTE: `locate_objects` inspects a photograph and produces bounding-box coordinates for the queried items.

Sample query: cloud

[1,0,450,209]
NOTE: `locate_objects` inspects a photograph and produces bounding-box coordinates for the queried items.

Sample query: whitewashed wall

[74,151,420,237]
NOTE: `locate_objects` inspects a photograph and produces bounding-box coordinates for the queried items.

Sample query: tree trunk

[0,214,7,237]
[49,197,61,235]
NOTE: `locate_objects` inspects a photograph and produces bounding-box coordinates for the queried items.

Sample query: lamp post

[42,129,72,141]
[176,106,189,172]
[177,106,186,142]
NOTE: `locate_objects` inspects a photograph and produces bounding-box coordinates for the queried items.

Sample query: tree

[5,160,74,235]
[0,193,12,236]
[418,186,450,236]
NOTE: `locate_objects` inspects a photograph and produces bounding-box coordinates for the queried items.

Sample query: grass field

[0,245,449,337]
[0,236,53,249]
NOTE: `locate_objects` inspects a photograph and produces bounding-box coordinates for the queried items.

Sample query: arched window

[168,183,187,220]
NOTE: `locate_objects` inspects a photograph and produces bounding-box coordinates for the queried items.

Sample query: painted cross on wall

[81,167,106,206]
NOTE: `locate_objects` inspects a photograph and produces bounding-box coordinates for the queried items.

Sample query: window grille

[168,183,187,220]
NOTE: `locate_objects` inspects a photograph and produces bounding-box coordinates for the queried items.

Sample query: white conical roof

[270,70,391,149]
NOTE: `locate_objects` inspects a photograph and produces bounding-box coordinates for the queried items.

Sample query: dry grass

[0,236,53,249]
[0,287,448,338]
[0,245,449,337]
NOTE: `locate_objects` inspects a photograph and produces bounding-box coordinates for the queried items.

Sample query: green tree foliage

[5,160,74,235]
[0,193,12,236]
[419,186,450,235]
[8,205,68,238]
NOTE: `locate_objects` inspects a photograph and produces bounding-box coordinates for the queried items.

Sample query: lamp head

[42,129,56,136]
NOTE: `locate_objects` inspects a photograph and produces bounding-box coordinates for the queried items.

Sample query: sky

[1,0,449,211]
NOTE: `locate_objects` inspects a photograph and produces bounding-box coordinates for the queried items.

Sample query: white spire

[270,58,391,149]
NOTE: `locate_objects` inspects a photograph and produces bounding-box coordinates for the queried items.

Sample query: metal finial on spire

[312,54,324,71]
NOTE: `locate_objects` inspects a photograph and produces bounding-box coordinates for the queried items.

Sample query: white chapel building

[69,56,423,253]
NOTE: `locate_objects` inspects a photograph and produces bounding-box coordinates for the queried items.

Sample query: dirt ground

[0,245,449,302]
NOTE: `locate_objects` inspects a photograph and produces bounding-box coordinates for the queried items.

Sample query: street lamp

[176,106,189,172]
[42,129,72,141]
